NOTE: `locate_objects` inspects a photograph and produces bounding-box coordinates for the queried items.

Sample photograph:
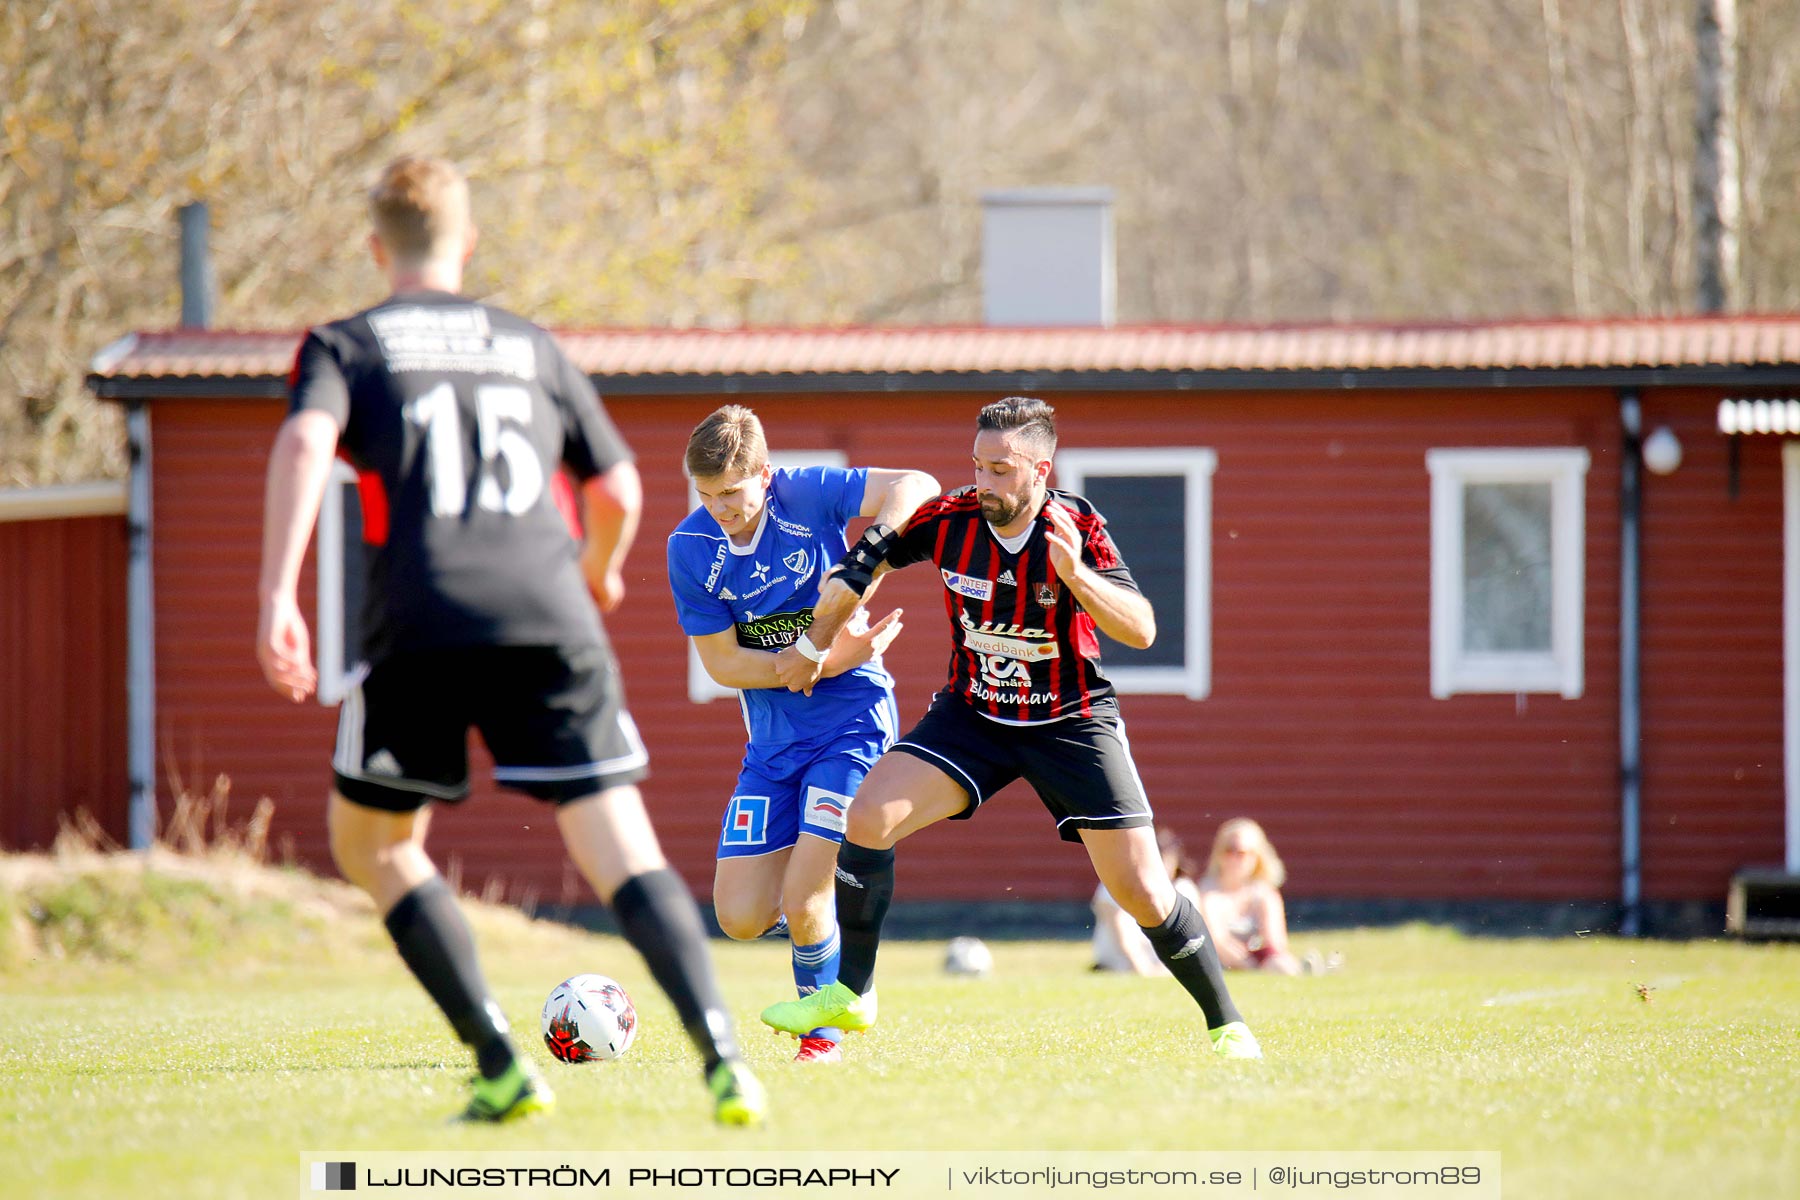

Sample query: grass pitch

[1,850,1795,1199]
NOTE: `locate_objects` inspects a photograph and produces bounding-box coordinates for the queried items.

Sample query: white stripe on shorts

[893,740,985,804]
[331,663,370,778]
[331,663,463,799]
[492,713,649,782]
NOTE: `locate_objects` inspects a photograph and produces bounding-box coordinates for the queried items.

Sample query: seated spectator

[1198,817,1303,975]
[1091,829,1199,975]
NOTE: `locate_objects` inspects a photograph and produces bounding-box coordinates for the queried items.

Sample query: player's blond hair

[684,405,768,479]
[368,156,470,266]
[1205,817,1287,889]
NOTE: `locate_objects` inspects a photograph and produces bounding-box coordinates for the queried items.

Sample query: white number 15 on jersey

[404,381,546,517]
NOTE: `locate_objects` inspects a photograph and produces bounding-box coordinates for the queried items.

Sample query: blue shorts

[715,704,895,860]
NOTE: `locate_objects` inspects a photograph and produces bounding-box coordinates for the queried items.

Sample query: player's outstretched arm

[773,567,891,693]
[859,468,941,526]
[695,607,903,692]
[1044,502,1156,649]
[771,468,935,693]
[581,461,642,612]
[256,410,340,702]
[692,630,790,690]
[829,604,904,670]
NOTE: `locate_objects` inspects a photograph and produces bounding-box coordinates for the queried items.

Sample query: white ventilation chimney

[981,187,1115,327]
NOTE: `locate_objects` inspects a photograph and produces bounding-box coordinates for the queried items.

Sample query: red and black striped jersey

[886,486,1141,724]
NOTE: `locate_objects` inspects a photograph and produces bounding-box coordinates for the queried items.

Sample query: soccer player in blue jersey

[667,406,937,1063]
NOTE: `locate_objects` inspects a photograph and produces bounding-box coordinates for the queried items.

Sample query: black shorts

[891,696,1154,842]
[332,644,649,812]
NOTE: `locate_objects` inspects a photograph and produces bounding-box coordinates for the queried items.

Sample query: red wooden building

[62,317,1800,932]
[0,483,130,851]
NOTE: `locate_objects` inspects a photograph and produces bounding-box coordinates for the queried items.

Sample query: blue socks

[791,929,843,1044]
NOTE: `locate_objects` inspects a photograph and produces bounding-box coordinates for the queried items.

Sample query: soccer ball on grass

[542,974,638,1063]
[943,935,994,976]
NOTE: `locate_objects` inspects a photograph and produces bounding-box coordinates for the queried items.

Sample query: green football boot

[463,1058,555,1122]
[707,1059,767,1127]
[1208,1021,1264,1060]
[759,981,878,1037]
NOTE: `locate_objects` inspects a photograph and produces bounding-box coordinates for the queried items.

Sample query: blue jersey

[667,466,895,764]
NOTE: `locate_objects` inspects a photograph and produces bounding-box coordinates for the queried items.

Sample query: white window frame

[1053,448,1215,700]
[315,460,362,706]
[687,450,849,703]
[1426,447,1589,700]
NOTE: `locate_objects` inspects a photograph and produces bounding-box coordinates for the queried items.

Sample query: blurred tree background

[5,0,1797,483]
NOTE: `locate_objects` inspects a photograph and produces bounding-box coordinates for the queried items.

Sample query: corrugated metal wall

[0,510,129,849]
[144,387,1785,906]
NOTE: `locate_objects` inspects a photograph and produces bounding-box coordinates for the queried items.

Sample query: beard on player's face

[979,490,1034,527]
[973,429,1049,530]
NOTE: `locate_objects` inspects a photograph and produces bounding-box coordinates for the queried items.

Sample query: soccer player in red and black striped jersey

[759,397,1261,1058]
[256,155,764,1124]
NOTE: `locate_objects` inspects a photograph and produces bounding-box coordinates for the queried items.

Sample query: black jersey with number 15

[289,290,632,662]
[885,486,1142,725]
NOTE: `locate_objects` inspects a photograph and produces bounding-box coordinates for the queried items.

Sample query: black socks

[384,877,516,1079]
[833,841,896,995]
[385,870,743,1081]
[1142,890,1243,1029]
[612,868,740,1074]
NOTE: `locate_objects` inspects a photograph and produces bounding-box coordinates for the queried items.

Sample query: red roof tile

[86,316,1800,382]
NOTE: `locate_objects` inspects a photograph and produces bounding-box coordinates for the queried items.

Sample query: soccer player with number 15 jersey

[258,155,765,1126]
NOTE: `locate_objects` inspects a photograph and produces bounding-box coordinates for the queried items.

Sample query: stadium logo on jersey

[998,569,1016,586]
[705,544,728,592]
[940,569,994,601]
[1036,582,1058,608]
[783,548,812,577]
[803,786,851,835]
[721,795,770,847]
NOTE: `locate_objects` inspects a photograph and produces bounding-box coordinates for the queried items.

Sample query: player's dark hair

[977,396,1057,458]
[684,405,768,479]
